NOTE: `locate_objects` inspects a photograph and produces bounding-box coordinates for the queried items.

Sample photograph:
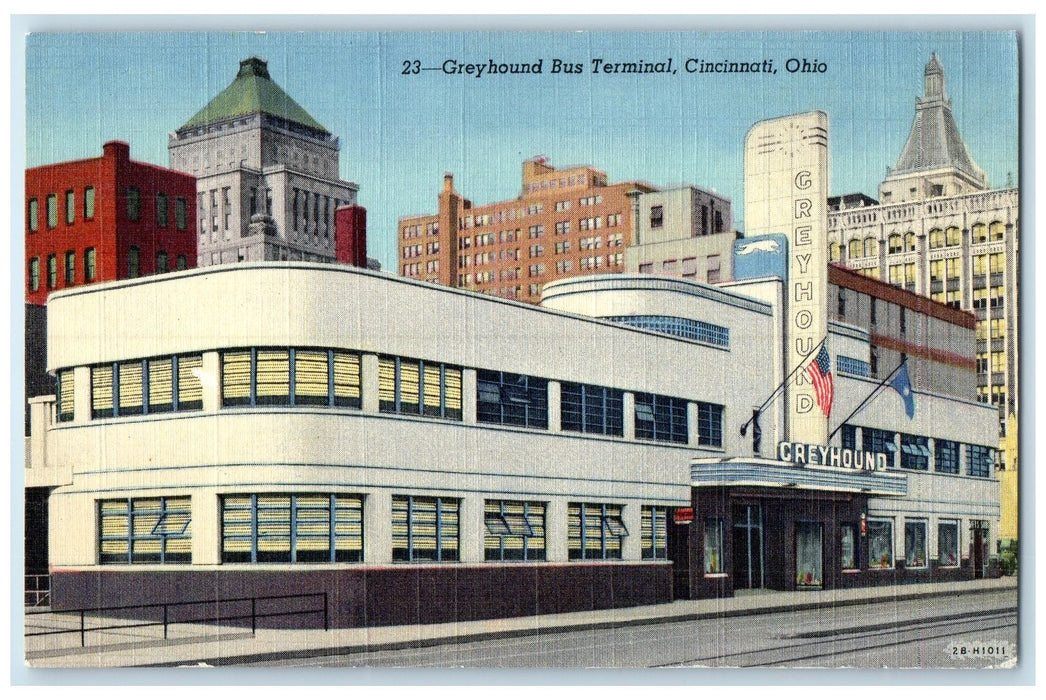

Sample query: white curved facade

[27,262,1001,623]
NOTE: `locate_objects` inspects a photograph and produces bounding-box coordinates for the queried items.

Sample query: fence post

[251,598,256,636]
[323,592,329,631]
[80,610,86,648]
[163,604,169,640]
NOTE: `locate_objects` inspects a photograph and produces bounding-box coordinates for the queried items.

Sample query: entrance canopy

[691,457,907,497]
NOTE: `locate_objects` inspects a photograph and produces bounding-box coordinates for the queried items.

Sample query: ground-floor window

[484,500,546,561]
[641,506,668,560]
[703,517,724,574]
[795,522,823,587]
[99,496,191,564]
[840,523,859,570]
[392,495,460,562]
[867,519,894,569]
[904,520,928,568]
[938,521,960,567]
[221,493,363,563]
[568,502,627,560]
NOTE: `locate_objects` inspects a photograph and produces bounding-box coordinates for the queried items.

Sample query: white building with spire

[826,55,1019,520]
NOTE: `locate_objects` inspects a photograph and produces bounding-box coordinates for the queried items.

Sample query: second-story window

[634,392,688,444]
[46,254,57,289]
[379,355,462,420]
[128,246,140,278]
[222,348,363,410]
[64,250,75,284]
[84,248,96,282]
[476,370,548,429]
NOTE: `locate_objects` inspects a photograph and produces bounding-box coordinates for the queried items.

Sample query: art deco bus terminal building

[25,114,1000,627]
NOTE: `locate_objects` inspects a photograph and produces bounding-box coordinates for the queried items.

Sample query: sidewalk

[23,576,1018,668]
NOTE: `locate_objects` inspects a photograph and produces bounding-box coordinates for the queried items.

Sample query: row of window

[290,189,343,236]
[222,349,362,409]
[829,223,1007,261]
[27,248,188,292]
[28,249,95,292]
[28,188,94,231]
[28,189,189,232]
[65,348,725,447]
[87,355,204,420]
[401,222,439,239]
[601,315,730,348]
[99,494,669,565]
[699,517,963,576]
[836,355,871,377]
[841,425,994,477]
[523,173,597,195]
[866,518,963,569]
[636,254,722,282]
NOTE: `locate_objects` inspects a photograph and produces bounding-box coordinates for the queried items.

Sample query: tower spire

[879,53,987,202]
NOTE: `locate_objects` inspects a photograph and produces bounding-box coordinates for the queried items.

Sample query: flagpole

[826,357,907,441]
[740,335,826,435]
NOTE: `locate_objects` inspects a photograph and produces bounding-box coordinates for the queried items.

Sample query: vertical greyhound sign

[744,112,829,445]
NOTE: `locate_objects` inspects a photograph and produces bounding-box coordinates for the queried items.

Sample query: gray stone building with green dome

[169,57,358,266]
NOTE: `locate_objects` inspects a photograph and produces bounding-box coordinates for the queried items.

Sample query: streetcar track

[657,615,1016,668]
[278,611,1016,669]
[236,592,1018,668]
[745,620,1016,668]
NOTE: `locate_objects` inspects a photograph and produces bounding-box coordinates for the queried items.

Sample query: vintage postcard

[17,22,1022,675]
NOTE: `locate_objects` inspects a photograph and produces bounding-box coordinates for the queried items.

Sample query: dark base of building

[50,562,672,629]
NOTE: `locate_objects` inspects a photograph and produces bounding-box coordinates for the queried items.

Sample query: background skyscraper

[169,57,359,266]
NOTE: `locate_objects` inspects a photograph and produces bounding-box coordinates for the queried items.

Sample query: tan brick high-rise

[399,159,656,304]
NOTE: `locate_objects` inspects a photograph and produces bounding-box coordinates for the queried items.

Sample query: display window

[904,520,928,568]
[840,524,859,571]
[938,521,960,567]
[867,519,894,569]
[704,517,724,574]
[796,522,823,587]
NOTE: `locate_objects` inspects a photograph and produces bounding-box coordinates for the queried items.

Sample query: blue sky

[24,30,1019,269]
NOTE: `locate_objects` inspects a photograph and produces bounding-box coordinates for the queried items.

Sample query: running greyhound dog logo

[736,239,781,255]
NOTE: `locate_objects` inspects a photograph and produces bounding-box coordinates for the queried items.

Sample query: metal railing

[25,591,328,647]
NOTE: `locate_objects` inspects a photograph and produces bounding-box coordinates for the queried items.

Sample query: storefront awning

[691,457,907,497]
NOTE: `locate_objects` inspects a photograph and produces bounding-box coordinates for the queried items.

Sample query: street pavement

[21,576,1017,669]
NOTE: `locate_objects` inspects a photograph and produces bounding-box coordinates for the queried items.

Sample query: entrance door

[796,522,824,588]
[668,519,691,599]
[732,505,764,589]
[972,527,987,579]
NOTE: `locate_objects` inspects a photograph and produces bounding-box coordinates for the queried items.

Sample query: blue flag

[890,361,915,418]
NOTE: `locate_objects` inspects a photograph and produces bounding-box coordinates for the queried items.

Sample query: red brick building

[25,141,197,305]
[399,158,656,304]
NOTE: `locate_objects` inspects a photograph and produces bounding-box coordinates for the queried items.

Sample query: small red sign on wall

[674,507,695,524]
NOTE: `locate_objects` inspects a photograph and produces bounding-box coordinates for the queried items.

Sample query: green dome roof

[180,57,328,133]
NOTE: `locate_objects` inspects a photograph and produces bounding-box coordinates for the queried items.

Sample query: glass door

[732,504,764,589]
[796,522,823,588]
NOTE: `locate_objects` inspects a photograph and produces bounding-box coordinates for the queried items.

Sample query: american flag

[805,343,834,417]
